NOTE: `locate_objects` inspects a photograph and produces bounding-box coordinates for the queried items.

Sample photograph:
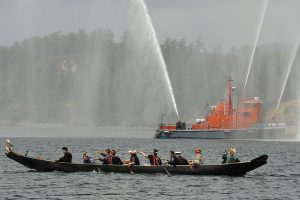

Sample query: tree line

[0,29,299,126]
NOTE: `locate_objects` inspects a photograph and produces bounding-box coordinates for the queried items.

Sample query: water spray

[139,0,180,120]
[242,0,269,96]
[276,33,300,111]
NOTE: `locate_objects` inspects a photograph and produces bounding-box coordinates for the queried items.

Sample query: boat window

[243,112,251,116]
[244,103,256,108]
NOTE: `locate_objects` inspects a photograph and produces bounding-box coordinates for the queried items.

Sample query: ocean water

[0,129,299,200]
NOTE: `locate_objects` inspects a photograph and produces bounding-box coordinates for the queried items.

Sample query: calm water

[1,130,299,199]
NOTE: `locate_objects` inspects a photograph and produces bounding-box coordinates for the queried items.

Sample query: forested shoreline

[0,29,299,126]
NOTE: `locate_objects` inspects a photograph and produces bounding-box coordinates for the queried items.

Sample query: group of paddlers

[56,146,240,166]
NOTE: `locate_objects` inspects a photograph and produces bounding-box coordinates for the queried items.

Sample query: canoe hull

[5,150,55,172]
[5,149,268,175]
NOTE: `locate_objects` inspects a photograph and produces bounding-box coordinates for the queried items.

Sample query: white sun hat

[128,150,137,154]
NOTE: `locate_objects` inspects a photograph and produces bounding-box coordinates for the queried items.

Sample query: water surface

[1,130,299,199]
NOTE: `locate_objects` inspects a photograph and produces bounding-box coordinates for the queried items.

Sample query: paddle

[126,165,134,174]
[163,165,170,175]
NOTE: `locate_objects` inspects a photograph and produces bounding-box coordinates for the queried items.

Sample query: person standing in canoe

[225,148,240,164]
[56,147,72,163]
[140,149,162,166]
[190,147,204,166]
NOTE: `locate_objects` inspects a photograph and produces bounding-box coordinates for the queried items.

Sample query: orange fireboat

[155,80,292,139]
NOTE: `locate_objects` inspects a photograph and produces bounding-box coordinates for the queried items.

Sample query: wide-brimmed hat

[128,150,137,154]
[175,152,181,155]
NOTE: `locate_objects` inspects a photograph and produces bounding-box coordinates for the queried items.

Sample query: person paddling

[190,147,204,166]
[96,149,113,164]
[222,148,229,164]
[82,152,95,164]
[125,150,140,165]
[167,150,179,166]
[175,152,189,165]
[225,148,240,164]
[103,149,113,165]
[111,149,123,165]
[140,149,162,166]
[56,147,72,163]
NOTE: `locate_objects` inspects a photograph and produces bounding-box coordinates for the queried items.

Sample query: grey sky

[0,0,299,49]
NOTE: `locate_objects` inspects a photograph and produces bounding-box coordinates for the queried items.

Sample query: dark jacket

[226,156,240,164]
[112,156,123,165]
[130,154,140,165]
[58,152,72,163]
[222,153,227,164]
[176,155,189,165]
[168,155,180,166]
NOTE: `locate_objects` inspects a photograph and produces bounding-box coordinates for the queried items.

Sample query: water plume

[243,0,269,95]
[137,0,179,120]
[0,0,181,127]
[276,33,300,111]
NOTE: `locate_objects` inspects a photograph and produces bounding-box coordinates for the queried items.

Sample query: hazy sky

[0,0,299,49]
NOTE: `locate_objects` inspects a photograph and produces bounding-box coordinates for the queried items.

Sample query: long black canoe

[5,148,268,175]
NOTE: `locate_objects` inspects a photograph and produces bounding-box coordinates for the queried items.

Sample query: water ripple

[1,137,299,200]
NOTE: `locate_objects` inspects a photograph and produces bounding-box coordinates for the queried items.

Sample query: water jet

[137,0,180,120]
[243,0,269,96]
[276,33,300,111]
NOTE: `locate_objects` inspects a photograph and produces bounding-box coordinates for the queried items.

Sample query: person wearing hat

[167,150,180,166]
[175,152,189,165]
[56,147,72,163]
[125,150,140,165]
[140,149,162,166]
[225,148,240,164]
[191,147,204,166]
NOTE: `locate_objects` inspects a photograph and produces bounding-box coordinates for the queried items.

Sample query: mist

[0,0,299,137]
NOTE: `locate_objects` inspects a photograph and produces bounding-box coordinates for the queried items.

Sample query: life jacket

[106,154,113,165]
[151,154,161,166]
